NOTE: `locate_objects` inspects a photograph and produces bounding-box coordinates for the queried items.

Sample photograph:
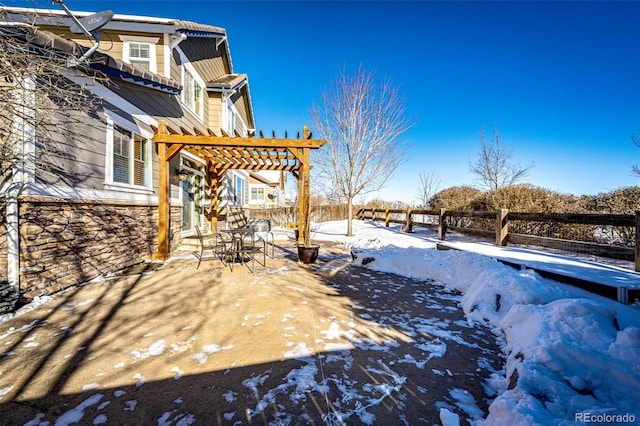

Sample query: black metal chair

[247,219,275,258]
[195,225,233,269]
[231,228,266,273]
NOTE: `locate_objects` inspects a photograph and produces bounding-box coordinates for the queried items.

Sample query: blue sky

[9,0,640,203]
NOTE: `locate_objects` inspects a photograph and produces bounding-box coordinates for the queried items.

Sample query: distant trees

[580,186,640,214]
[310,66,415,236]
[430,185,483,210]
[469,126,534,191]
[426,183,640,216]
[415,170,440,208]
[474,184,581,212]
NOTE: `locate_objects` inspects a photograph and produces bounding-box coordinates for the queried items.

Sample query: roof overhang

[0,23,182,95]
[206,73,255,130]
[206,74,248,93]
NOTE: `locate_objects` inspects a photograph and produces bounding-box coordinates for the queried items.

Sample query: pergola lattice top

[152,119,326,260]
[151,122,324,175]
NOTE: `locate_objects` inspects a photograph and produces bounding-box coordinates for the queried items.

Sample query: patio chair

[231,228,266,273]
[195,225,233,269]
[247,219,275,258]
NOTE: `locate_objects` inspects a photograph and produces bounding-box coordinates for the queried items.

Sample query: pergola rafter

[152,119,326,260]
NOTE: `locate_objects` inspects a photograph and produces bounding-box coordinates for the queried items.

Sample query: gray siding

[33,95,107,191]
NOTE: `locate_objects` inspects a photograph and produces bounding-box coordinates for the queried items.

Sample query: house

[249,171,288,209]
[0,6,257,299]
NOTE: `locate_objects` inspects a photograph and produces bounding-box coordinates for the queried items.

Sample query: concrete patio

[0,239,503,425]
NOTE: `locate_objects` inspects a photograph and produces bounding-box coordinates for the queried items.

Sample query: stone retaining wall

[11,197,181,300]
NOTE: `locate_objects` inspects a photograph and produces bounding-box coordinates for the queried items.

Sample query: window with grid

[133,134,148,186]
[183,69,204,119]
[113,125,130,184]
[251,187,264,202]
[128,42,151,71]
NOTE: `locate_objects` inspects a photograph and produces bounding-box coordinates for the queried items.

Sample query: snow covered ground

[311,220,640,425]
[1,219,638,425]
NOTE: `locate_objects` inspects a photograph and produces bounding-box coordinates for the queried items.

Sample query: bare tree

[415,170,440,208]
[310,66,415,236]
[632,132,640,177]
[469,126,534,191]
[0,10,106,186]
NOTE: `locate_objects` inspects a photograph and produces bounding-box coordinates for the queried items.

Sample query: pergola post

[298,147,311,246]
[155,120,170,260]
[209,164,220,232]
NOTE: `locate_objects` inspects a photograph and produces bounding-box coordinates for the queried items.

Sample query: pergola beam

[154,133,325,149]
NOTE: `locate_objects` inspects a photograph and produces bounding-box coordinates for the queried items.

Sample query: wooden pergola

[152,119,326,260]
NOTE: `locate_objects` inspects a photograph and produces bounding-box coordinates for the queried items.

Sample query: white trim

[163,33,172,78]
[65,74,159,130]
[6,187,20,292]
[24,182,183,204]
[104,109,154,139]
[181,149,207,165]
[119,35,159,73]
[177,48,206,122]
[13,74,36,186]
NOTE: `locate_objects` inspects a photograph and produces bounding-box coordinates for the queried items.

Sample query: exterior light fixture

[177,168,188,181]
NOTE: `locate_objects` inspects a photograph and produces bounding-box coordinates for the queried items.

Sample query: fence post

[635,210,640,272]
[496,208,509,246]
[372,207,376,222]
[385,208,390,227]
[405,206,413,232]
[438,208,447,240]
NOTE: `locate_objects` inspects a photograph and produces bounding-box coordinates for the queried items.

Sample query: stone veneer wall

[15,197,181,300]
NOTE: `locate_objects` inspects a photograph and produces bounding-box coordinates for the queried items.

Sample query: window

[183,68,204,119]
[235,175,243,205]
[251,187,264,202]
[228,104,235,135]
[120,36,158,73]
[111,124,149,188]
[133,134,148,186]
[128,43,150,71]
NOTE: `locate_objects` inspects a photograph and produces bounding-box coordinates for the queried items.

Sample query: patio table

[220,227,265,272]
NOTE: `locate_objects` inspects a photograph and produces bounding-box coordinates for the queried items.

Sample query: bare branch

[415,170,440,208]
[469,126,534,191]
[0,18,107,184]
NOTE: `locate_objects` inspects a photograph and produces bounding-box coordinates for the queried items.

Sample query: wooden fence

[248,204,351,228]
[357,207,640,272]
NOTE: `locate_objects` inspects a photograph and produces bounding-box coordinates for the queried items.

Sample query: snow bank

[319,220,640,424]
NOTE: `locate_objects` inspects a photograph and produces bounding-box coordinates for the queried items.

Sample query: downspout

[6,74,36,294]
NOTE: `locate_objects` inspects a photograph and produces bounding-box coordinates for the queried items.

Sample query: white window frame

[251,187,265,202]
[181,61,205,121]
[120,35,159,73]
[222,95,237,136]
[104,114,153,194]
